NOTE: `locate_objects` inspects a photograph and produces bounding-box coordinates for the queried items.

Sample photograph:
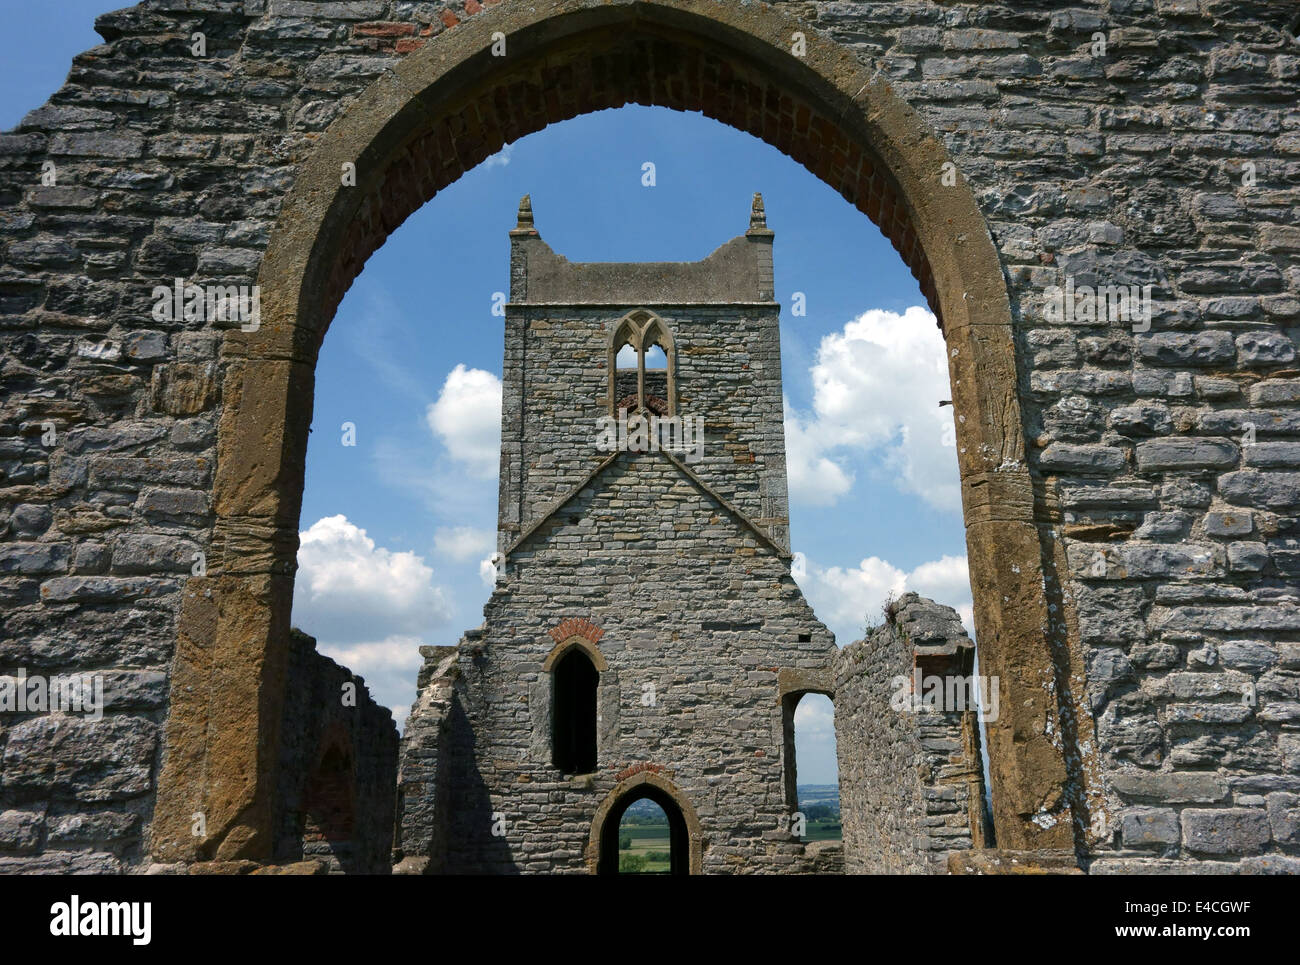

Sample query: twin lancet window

[610,310,675,416]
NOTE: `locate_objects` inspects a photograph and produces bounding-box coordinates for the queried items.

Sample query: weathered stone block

[1182,808,1271,855]
[0,543,70,575]
[1110,771,1229,804]
[1135,438,1238,471]
[1120,808,1179,848]
[150,363,218,416]
[1,715,158,802]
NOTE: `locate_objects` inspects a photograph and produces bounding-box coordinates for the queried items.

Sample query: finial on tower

[747,192,773,239]
[510,194,538,237]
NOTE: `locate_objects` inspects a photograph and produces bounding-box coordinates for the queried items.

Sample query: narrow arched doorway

[598,786,689,876]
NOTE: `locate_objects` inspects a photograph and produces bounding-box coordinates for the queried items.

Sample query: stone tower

[395,195,839,873]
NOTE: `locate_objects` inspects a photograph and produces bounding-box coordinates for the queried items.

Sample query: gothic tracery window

[609,311,674,416]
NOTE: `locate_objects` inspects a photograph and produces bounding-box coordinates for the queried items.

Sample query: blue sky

[4,4,972,786]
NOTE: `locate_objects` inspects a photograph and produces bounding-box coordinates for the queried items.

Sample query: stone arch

[607,309,675,415]
[162,0,1080,862]
[303,731,355,845]
[587,770,704,875]
[542,634,608,673]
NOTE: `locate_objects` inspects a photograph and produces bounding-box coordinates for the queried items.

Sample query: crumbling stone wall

[833,593,988,874]
[0,0,1297,871]
[274,628,397,874]
[392,643,459,873]
[398,213,837,873]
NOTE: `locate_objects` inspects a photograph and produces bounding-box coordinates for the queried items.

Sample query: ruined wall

[0,0,1297,871]
[273,628,398,874]
[392,644,459,874]
[403,449,836,874]
[833,593,987,874]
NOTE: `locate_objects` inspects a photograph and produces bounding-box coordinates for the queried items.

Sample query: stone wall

[501,210,789,550]
[392,643,460,874]
[833,593,988,874]
[405,450,836,873]
[273,628,398,874]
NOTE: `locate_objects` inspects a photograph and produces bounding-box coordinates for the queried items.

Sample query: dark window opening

[304,743,355,843]
[552,647,598,774]
[598,787,689,875]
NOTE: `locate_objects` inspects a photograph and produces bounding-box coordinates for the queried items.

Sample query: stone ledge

[947,849,1084,874]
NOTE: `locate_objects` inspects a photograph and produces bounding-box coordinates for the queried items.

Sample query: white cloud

[317,636,425,732]
[794,552,973,646]
[293,515,451,725]
[433,525,495,561]
[784,306,960,511]
[481,143,513,169]
[784,404,853,506]
[426,364,502,479]
[479,553,501,588]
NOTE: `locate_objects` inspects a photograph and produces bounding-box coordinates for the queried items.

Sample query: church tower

[397,195,836,874]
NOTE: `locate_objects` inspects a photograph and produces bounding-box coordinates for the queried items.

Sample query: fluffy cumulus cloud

[293,515,451,728]
[783,406,853,506]
[784,306,960,511]
[795,552,974,647]
[426,364,502,479]
[433,525,494,562]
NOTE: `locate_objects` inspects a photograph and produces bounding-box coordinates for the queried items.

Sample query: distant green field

[615,787,842,869]
[802,819,842,842]
[619,825,672,873]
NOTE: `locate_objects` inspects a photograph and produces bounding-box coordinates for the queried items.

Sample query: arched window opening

[642,341,669,415]
[608,311,675,416]
[552,647,598,774]
[301,738,358,879]
[598,788,689,875]
[782,692,840,843]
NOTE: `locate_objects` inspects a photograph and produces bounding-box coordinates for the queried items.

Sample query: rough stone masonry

[393,195,976,873]
[0,0,1298,873]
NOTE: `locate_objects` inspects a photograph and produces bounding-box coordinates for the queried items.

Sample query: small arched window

[552,647,598,774]
[608,311,675,416]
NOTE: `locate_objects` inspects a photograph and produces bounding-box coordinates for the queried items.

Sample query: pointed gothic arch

[157,0,1087,863]
[587,771,704,875]
[607,309,676,416]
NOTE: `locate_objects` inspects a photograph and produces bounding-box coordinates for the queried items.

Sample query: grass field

[802,819,842,842]
[617,817,842,872]
[618,824,672,874]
